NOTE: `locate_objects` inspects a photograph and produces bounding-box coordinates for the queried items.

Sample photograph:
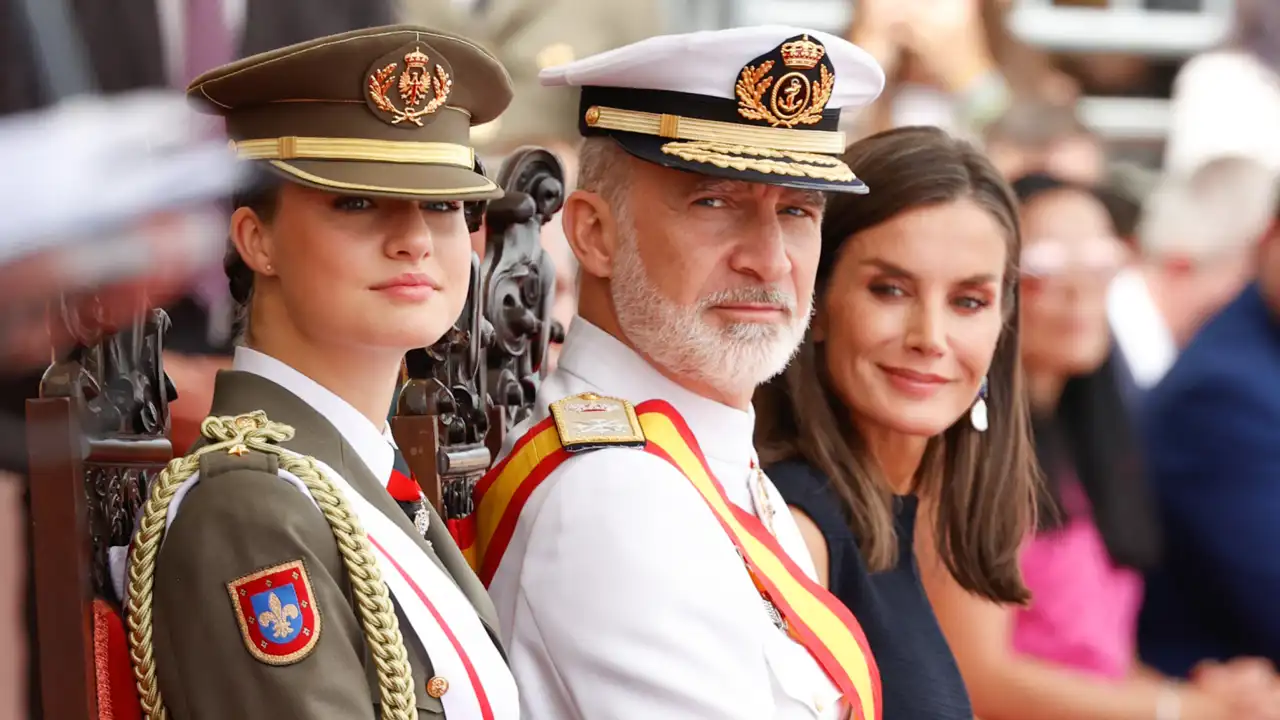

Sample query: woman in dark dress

[755,126,1041,720]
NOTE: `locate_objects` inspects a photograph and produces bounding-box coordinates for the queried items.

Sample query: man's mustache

[700,286,797,313]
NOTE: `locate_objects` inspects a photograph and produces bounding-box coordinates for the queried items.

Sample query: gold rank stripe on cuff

[584,105,847,155]
[456,400,884,720]
[230,136,477,167]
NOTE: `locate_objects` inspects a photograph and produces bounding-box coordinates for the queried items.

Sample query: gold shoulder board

[548,392,646,454]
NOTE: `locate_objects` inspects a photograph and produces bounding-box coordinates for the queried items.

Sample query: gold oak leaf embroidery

[735,61,835,129]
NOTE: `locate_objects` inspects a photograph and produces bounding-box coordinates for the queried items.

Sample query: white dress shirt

[231,346,394,479]
[487,319,845,719]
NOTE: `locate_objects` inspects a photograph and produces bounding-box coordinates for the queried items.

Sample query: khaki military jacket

[150,370,503,718]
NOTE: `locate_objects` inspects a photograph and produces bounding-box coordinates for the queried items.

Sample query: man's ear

[562,189,618,280]
[229,206,276,277]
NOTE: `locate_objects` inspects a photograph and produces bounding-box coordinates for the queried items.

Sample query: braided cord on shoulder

[125,411,418,720]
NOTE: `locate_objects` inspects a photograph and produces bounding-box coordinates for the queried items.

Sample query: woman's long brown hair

[756,126,1040,604]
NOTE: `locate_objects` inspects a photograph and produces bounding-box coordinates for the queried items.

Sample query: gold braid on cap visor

[583,105,855,182]
[230,136,476,167]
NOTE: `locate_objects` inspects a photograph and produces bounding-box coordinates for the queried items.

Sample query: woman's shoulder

[763,457,849,531]
[763,457,834,497]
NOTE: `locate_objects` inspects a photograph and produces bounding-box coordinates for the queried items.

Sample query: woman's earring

[970,376,989,432]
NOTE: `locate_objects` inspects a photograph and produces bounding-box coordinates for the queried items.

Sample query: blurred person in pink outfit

[925,173,1280,720]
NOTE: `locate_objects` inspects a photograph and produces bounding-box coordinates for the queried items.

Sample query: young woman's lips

[371,272,440,301]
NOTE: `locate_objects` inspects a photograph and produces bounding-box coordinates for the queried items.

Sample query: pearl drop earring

[970,376,989,432]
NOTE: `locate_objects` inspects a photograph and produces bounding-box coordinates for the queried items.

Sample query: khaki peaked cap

[187,25,514,200]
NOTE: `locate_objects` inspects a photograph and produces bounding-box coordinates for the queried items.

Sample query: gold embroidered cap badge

[735,34,835,129]
[365,42,454,127]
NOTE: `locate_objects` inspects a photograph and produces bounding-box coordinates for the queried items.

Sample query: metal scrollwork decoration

[37,296,177,597]
[395,250,493,521]
[482,147,566,447]
[394,146,566,522]
[41,300,175,439]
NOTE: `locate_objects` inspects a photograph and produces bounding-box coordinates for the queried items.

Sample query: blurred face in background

[1019,188,1124,377]
[820,198,1009,437]
[988,132,1105,187]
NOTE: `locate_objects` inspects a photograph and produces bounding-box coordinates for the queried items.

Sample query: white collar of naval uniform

[489,319,846,719]
[556,318,759,465]
[518,318,814,564]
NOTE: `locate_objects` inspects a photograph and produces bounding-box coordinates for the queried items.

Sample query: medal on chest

[748,460,776,536]
[413,500,430,537]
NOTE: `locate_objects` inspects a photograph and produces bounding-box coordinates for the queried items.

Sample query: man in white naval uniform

[470,26,887,720]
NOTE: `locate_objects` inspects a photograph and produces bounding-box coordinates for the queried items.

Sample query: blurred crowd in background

[4,0,1280,718]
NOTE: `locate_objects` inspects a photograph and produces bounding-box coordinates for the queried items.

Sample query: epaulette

[196,446,279,479]
[548,392,647,453]
[126,410,418,717]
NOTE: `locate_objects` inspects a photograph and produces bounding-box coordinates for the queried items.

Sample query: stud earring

[970,376,989,432]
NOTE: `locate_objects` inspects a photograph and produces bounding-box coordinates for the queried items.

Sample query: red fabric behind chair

[165,352,230,452]
[92,598,142,720]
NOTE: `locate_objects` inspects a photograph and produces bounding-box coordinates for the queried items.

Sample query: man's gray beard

[609,216,812,396]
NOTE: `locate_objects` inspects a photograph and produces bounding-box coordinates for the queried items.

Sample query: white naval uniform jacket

[487,319,846,719]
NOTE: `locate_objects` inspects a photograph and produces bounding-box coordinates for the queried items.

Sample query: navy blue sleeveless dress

[766,459,973,720]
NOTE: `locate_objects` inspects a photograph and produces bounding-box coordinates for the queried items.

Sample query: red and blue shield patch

[226,559,321,665]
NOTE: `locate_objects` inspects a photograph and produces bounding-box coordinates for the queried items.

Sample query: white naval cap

[539,26,886,194]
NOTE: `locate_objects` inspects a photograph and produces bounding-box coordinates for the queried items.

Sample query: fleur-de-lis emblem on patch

[257,591,301,639]
[228,559,321,665]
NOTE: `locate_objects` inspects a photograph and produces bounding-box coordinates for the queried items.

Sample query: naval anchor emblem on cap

[657,32,853,187]
[366,42,454,127]
[736,35,835,129]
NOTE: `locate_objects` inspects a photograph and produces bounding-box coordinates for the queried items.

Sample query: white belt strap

[281,452,520,720]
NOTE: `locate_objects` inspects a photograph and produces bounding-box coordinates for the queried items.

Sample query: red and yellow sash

[456,399,882,720]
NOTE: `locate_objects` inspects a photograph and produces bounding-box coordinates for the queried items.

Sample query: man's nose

[728,216,792,283]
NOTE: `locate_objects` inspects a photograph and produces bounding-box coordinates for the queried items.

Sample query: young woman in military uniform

[122,25,519,720]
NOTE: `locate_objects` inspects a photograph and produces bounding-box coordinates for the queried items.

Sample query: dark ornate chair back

[394,147,565,522]
[25,305,175,720]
